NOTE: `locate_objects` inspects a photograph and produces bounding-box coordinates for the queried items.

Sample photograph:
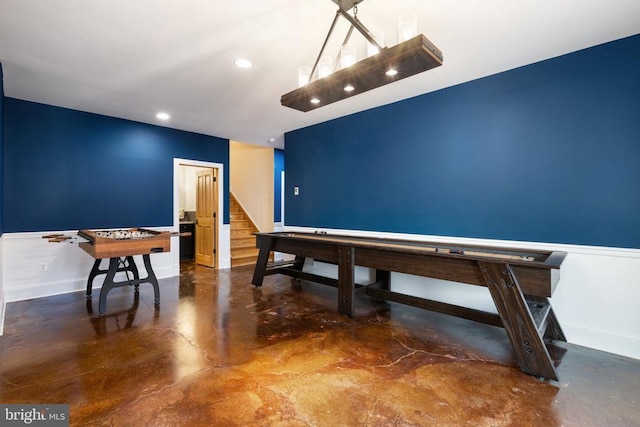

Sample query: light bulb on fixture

[341,44,357,69]
[318,56,333,78]
[398,13,417,43]
[298,66,311,87]
[367,29,384,57]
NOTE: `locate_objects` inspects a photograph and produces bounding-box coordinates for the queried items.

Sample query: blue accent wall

[285,35,640,249]
[4,98,229,232]
[274,149,284,222]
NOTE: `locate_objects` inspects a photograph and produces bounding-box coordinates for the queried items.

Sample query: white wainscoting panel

[2,229,178,303]
[219,224,231,269]
[1,224,233,334]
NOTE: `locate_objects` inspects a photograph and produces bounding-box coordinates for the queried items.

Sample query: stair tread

[229,195,260,261]
[232,249,260,256]
[232,253,259,259]
[231,242,256,249]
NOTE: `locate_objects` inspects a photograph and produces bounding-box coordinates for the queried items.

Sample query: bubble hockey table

[251,232,568,380]
[78,229,170,316]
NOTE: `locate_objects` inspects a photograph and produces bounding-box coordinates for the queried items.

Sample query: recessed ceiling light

[234,58,252,68]
[156,112,170,121]
[386,69,398,77]
[310,98,321,104]
[344,84,355,92]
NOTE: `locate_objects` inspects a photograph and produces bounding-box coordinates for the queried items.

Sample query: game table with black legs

[251,231,567,381]
[78,229,170,316]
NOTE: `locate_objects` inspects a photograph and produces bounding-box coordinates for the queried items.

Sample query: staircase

[230,194,260,267]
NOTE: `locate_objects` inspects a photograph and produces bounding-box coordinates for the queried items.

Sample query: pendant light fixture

[281,0,443,112]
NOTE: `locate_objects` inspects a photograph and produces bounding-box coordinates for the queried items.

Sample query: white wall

[230,141,274,232]
[273,171,287,262]
[178,165,210,212]
[285,226,640,361]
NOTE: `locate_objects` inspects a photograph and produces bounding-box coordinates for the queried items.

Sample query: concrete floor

[1,261,638,426]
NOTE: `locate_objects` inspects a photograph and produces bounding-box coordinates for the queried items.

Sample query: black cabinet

[179,222,195,260]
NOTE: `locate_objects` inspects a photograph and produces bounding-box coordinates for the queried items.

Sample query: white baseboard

[563,323,640,360]
[6,277,87,302]
[4,262,177,303]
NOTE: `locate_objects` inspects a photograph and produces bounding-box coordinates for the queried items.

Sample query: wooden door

[195,169,217,267]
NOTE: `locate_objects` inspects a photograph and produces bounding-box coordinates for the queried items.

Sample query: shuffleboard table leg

[292,255,306,272]
[252,237,274,286]
[376,269,391,291]
[543,307,566,342]
[479,261,559,381]
[338,246,355,317]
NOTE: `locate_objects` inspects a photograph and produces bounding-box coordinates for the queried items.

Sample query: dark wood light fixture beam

[281,34,443,112]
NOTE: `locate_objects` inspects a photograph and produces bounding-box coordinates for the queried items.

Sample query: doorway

[174,159,225,269]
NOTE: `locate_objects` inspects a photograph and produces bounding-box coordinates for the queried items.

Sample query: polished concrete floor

[1,261,639,426]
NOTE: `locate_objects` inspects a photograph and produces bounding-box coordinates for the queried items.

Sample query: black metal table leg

[86,259,102,298]
[88,255,161,316]
[87,257,141,299]
[125,256,140,289]
[141,254,160,306]
[98,258,120,316]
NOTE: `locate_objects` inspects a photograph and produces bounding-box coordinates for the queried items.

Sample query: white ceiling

[1,0,639,149]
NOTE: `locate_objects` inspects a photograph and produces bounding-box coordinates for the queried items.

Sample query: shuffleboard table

[251,232,567,380]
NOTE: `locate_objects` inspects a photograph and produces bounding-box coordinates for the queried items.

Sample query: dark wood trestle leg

[478,261,560,381]
[252,237,274,286]
[338,246,356,317]
[375,269,391,291]
[543,305,566,342]
[291,255,306,272]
